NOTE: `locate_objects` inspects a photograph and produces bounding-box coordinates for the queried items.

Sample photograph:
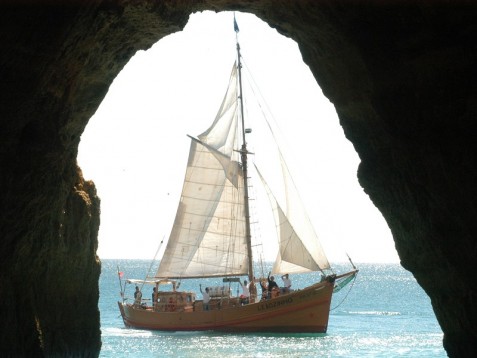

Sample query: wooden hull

[118,280,334,333]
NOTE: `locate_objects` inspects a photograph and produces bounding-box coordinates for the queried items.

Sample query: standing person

[267,273,279,298]
[199,284,210,311]
[249,278,257,303]
[152,287,158,308]
[281,273,292,293]
[259,278,268,301]
[240,280,250,305]
[134,286,142,305]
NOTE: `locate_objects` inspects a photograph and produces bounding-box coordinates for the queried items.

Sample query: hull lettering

[257,297,293,311]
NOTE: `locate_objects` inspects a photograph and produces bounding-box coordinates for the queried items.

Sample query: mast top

[234,13,240,34]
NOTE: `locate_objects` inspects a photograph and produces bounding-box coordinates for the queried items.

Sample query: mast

[235,16,254,283]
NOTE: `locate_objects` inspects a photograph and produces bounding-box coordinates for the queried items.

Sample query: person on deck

[134,286,142,305]
[249,279,257,303]
[240,280,250,305]
[259,278,268,301]
[267,273,279,298]
[199,284,210,311]
[281,273,292,293]
[152,287,158,308]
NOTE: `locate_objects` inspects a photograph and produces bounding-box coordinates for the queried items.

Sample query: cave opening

[78,11,397,264]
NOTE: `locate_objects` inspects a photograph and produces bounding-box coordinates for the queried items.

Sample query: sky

[77,11,400,264]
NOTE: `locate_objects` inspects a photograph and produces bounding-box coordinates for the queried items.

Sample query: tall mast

[235,16,254,283]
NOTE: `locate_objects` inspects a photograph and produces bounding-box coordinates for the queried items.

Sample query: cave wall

[1,1,476,357]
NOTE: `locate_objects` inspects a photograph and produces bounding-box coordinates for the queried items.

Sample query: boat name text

[257,297,293,311]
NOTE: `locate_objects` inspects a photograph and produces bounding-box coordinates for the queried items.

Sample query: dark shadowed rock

[1,1,476,356]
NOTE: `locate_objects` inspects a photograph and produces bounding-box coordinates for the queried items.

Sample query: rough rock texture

[1,1,476,356]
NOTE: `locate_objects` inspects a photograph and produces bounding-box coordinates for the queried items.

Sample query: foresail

[255,164,330,274]
[156,64,249,279]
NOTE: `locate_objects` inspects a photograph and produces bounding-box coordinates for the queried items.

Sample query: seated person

[240,280,250,305]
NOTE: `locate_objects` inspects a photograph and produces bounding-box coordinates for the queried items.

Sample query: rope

[139,235,165,292]
[330,273,358,311]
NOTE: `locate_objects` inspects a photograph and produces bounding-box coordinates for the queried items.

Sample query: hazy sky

[78,11,399,264]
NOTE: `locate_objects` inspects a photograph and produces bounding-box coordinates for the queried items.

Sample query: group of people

[135,273,292,311]
[239,273,291,303]
[259,273,292,300]
[198,273,292,308]
[199,280,255,310]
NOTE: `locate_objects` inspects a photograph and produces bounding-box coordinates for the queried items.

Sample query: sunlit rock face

[1,1,476,356]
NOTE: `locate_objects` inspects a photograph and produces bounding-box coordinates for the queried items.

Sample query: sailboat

[118,17,358,333]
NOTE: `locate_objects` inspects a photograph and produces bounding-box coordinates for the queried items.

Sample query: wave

[101,327,154,338]
[348,310,401,316]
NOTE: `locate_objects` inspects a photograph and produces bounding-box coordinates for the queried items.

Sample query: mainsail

[156,64,249,279]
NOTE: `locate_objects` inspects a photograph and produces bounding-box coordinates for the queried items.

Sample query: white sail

[255,155,330,274]
[156,64,249,279]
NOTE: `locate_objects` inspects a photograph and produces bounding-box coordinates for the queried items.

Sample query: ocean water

[99,260,446,357]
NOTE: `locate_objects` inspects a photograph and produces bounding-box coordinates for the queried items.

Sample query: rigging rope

[241,58,329,276]
[140,235,165,292]
[330,272,358,311]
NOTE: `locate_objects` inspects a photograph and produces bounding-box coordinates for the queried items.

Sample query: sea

[99,260,447,357]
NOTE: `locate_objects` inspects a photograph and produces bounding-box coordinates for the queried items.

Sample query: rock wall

[1,1,476,356]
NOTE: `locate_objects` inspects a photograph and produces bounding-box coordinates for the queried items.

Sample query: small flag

[118,271,124,278]
[234,16,239,33]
